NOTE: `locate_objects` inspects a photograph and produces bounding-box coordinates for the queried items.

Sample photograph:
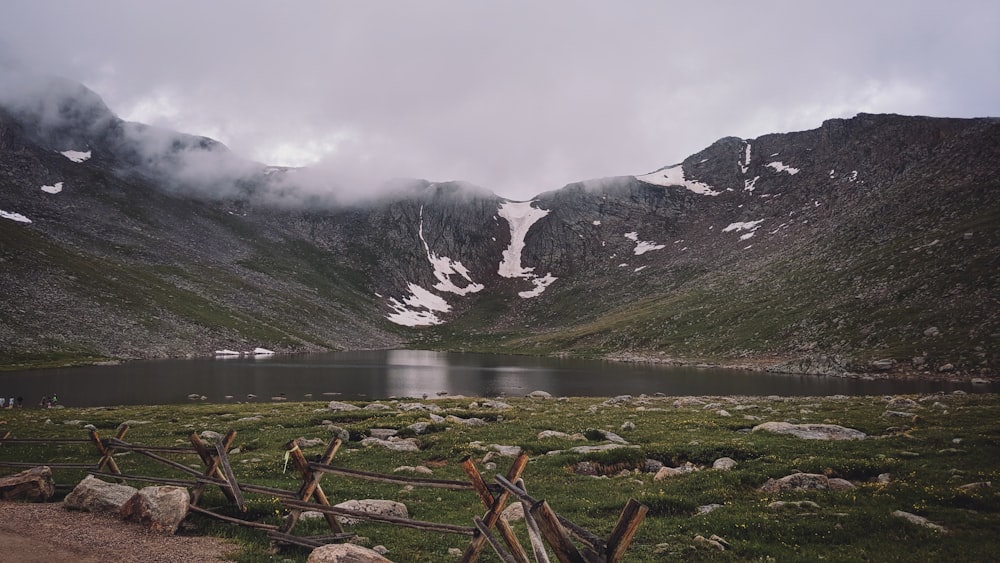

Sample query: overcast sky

[2,1,998,200]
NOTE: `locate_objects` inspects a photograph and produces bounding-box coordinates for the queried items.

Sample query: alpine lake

[2,349,992,408]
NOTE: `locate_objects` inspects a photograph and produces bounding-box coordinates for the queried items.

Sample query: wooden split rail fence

[0,428,646,562]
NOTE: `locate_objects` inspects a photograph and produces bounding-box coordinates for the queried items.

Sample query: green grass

[1,393,998,561]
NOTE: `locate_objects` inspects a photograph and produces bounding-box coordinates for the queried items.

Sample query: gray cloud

[2,1,998,201]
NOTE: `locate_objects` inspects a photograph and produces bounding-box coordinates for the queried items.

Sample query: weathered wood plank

[605,498,648,563]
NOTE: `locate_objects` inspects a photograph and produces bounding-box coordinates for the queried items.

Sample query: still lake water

[2,350,991,408]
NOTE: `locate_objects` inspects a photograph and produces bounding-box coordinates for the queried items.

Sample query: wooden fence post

[89,425,128,483]
[460,452,530,563]
[605,498,648,563]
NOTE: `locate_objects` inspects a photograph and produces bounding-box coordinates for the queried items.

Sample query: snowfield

[635,164,721,196]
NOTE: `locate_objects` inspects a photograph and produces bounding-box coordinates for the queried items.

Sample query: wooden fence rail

[0,429,647,562]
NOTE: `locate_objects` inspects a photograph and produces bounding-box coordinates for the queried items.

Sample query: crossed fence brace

[276,439,647,563]
[1,430,647,561]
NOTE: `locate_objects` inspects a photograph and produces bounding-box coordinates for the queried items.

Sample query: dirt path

[0,501,236,562]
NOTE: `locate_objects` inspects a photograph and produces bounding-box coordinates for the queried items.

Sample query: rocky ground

[0,501,235,562]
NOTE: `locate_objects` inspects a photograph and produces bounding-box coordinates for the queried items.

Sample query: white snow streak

[624,232,666,255]
[41,182,64,194]
[498,200,558,298]
[744,175,759,193]
[60,150,91,163]
[635,164,721,196]
[0,210,31,223]
[386,283,451,327]
[766,161,800,175]
[418,206,483,296]
[723,219,764,240]
[740,142,751,175]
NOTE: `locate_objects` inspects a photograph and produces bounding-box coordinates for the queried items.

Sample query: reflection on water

[0,350,992,407]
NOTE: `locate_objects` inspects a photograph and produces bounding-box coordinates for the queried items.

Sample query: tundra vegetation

[1,392,998,562]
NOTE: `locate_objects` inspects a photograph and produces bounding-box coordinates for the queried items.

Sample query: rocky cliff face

[1,78,997,376]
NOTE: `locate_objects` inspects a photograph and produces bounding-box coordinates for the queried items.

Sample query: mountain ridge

[1,77,997,378]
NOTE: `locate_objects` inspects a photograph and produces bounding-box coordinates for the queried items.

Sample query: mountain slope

[0,77,997,376]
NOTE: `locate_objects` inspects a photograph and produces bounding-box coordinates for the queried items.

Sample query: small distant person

[15,397,22,408]
[52,393,58,405]
[7,397,12,409]
[0,398,5,408]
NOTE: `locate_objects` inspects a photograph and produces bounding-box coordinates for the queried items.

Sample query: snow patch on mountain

[635,164,721,196]
[418,206,484,296]
[387,283,451,327]
[744,175,759,193]
[624,232,666,255]
[41,182,64,194]
[0,209,32,223]
[740,142,751,175]
[498,200,558,298]
[723,219,765,240]
[60,150,91,163]
[766,161,800,175]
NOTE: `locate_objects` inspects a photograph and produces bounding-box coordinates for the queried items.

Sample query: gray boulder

[64,475,138,513]
[759,473,855,493]
[0,466,55,502]
[119,486,190,534]
[308,544,392,563]
[752,421,866,440]
[327,401,360,412]
[333,499,409,526]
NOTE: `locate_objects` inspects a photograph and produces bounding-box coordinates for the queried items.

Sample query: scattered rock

[327,401,360,412]
[407,422,431,435]
[368,428,398,440]
[324,425,351,442]
[501,502,525,522]
[923,326,940,337]
[573,462,598,476]
[360,437,420,452]
[528,390,552,399]
[653,467,685,480]
[445,415,487,426]
[64,475,137,513]
[0,466,55,502]
[672,397,706,408]
[393,466,433,475]
[333,499,409,526]
[588,429,628,444]
[712,457,737,471]
[307,544,393,563]
[545,444,638,456]
[620,421,636,431]
[870,359,897,371]
[695,504,723,515]
[199,430,223,443]
[398,403,442,412]
[752,421,866,440]
[759,473,855,493]
[891,510,948,533]
[644,459,664,473]
[363,403,392,411]
[693,534,726,551]
[886,397,920,409]
[296,437,326,448]
[119,486,190,534]
[537,430,586,441]
[481,400,512,409]
[938,363,955,373]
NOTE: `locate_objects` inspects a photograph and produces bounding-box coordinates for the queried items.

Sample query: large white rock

[119,486,190,534]
[64,475,138,513]
[308,544,393,562]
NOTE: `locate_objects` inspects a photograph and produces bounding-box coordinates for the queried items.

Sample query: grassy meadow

[1,392,998,562]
